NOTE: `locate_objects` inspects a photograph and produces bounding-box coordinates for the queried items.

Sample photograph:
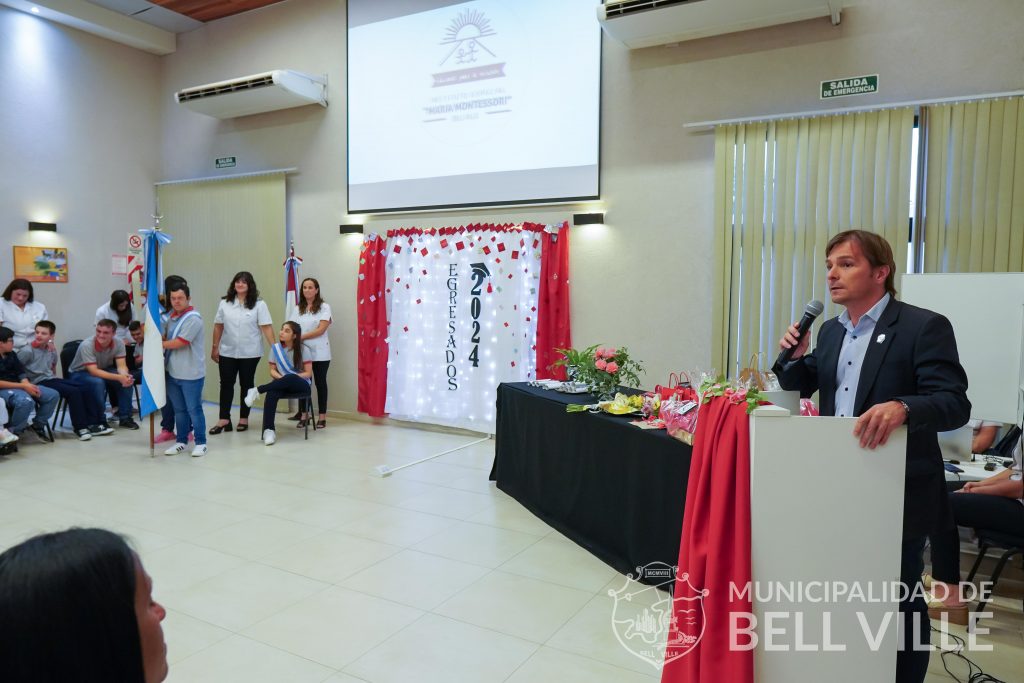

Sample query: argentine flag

[139,229,171,417]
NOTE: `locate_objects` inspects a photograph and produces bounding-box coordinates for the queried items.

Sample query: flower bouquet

[555,344,644,403]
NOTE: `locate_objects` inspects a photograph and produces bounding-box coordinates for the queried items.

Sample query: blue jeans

[68,371,134,421]
[41,378,103,431]
[0,386,59,434]
[167,376,206,446]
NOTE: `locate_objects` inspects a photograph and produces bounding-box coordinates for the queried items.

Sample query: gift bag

[737,354,780,391]
[655,372,698,403]
[663,396,699,445]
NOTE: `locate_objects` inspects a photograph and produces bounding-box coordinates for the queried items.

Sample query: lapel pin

[876,333,886,344]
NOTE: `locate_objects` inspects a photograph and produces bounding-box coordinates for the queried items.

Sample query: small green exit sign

[216,156,236,169]
[820,75,878,99]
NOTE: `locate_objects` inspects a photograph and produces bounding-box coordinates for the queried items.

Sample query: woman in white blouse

[209,271,274,434]
[0,279,48,349]
[291,277,332,429]
[95,290,135,344]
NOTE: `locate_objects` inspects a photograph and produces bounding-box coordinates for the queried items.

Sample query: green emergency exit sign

[820,75,878,99]
[216,156,236,169]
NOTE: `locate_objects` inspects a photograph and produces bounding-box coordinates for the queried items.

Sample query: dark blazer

[778,298,971,539]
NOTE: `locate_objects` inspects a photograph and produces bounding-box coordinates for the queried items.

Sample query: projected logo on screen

[423,8,512,133]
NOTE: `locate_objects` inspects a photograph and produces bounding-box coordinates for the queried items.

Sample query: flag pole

[141,216,171,457]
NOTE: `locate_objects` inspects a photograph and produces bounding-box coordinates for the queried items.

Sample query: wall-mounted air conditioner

[597,0,842,49]
[174,70,327,119]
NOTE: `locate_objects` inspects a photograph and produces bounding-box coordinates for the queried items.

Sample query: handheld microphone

[773,299,824,370]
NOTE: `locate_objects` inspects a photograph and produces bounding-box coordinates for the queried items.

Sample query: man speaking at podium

[776,230,970,683]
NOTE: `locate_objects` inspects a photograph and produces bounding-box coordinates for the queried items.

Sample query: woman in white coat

[95,290,134,344]
[0,279,48,349]
[291,278,332,429]
[209,271,274,434]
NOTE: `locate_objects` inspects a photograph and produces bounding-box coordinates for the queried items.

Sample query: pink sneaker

[154,429,176,444]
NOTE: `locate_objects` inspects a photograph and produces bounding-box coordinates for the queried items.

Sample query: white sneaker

[0,429,18,445]
[164,442,187,456]
[244,387,260,407]
[262,429,276,446]
[191,444,208,457]
[76,428,92,442]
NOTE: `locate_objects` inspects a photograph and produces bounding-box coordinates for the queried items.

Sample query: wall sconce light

[572,213,604,226]
[339,224,364,235]
[29,221,57,232]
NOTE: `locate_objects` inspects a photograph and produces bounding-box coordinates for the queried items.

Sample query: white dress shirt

[295,302,332,362]
[0,299,48,349]
[214,298,273,359]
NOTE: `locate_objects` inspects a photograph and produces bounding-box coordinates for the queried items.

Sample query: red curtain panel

[536,220,571,380]
[356,234,389,416]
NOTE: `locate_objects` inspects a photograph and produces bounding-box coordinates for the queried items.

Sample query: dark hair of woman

[224,271,259,309]
[109,290,132,327]
[1,278,34,303]
[283,320,304,371]
[297,277,323,315]
[0,528,146,682]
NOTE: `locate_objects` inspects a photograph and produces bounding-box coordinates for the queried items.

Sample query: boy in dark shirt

[0,326,59,441]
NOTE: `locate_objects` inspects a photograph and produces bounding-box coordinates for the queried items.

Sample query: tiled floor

[0,406,1020,682]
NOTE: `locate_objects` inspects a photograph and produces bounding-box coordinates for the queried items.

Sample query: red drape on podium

[661,395,753,683]
[535,220,571,380]
[356,234,389,417]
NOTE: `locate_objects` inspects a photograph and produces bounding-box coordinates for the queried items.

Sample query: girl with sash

[244,321,312,446]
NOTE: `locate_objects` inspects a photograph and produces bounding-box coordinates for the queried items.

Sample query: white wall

[0,7,161,341]
[15,0,1022,412]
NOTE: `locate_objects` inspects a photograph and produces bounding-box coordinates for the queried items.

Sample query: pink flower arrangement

[555,344,645,401]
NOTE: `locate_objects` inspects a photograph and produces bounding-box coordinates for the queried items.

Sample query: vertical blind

[922,98,1024,273]
[712,109,914,376]
[156,173,286,401]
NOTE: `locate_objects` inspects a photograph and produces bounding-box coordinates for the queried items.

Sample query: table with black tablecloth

[490,382,692,583]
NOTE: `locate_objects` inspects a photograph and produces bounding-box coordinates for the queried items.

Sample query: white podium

[749,405,907,683]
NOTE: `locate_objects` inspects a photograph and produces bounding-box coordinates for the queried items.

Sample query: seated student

[0,400,18,448]
[96,289,134,345]
[968,418,999,455]
[0,326,59,442]
[244,321,312,446]
[67,320,139,430]
[129,322,181,442]
[0,527,168,683]
[928,434,1024,624]
[17,321,112,441]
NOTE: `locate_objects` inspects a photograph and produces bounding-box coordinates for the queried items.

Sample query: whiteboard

[901,273,1024,424]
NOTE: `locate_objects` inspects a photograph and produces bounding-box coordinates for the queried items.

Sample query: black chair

[985,425,1022,460]
[274,390,316,441]
[52,339,83,430]
[967,529,1024,630]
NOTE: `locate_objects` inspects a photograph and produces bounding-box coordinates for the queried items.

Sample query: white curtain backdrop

[384,227,541,432]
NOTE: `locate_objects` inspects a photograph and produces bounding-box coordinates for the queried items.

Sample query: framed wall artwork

[12,246,69,282]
